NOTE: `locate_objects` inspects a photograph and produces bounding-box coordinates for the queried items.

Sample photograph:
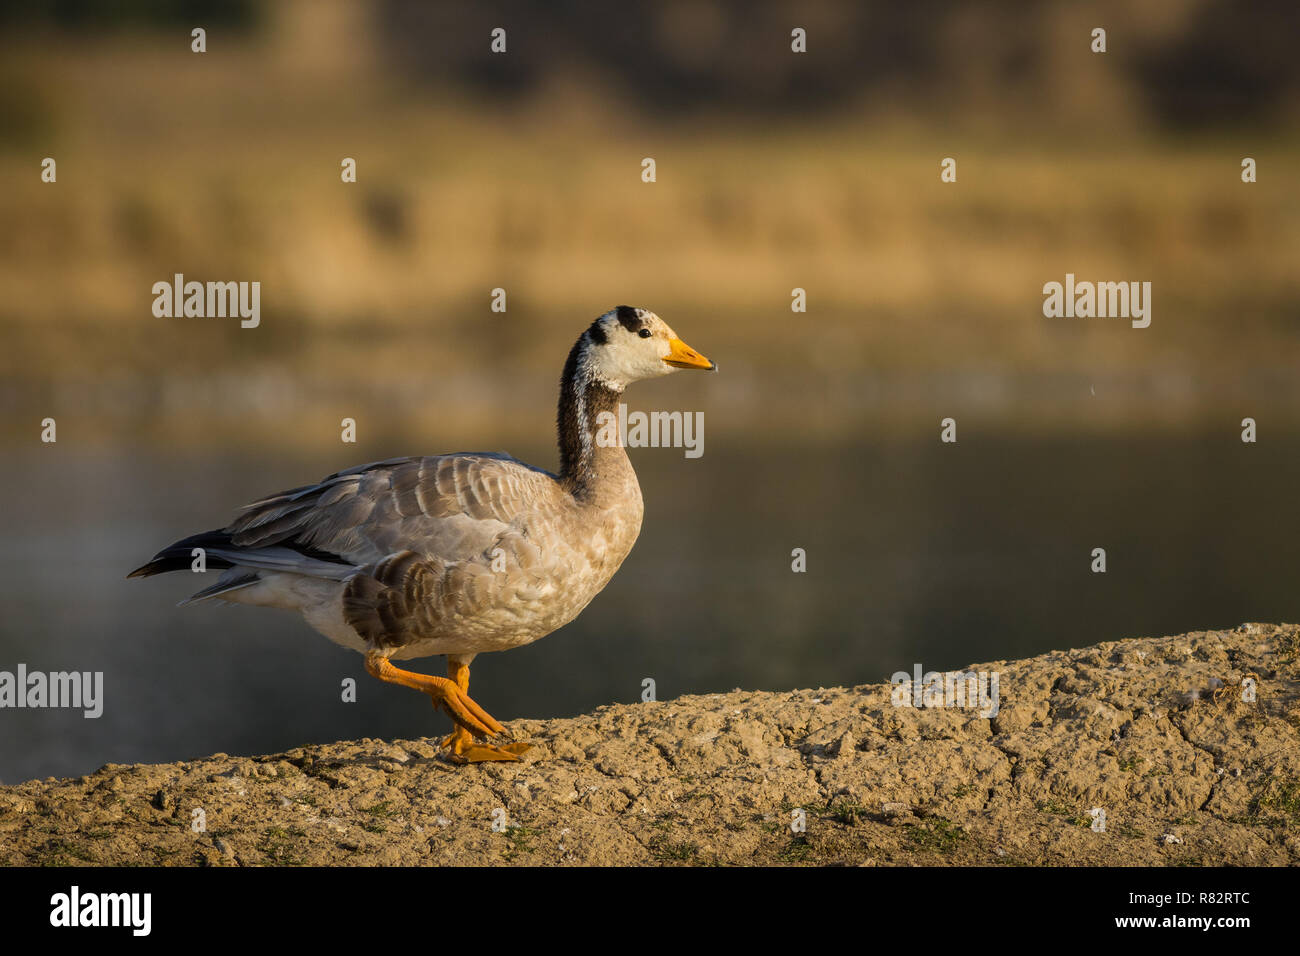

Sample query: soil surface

[2,624,1298,866]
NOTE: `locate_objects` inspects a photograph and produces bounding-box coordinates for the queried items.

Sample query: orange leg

[439,659,531,763]
[363,653,528,764]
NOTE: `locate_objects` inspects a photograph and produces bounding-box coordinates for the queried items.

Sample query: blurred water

[2,428,1298,783]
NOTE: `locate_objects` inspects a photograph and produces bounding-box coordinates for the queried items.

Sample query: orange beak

[664,337,717,371]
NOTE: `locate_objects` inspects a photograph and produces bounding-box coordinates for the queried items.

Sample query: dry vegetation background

[2,0,1298,452]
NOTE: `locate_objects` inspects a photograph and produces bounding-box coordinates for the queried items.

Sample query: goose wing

[227,453,561,570]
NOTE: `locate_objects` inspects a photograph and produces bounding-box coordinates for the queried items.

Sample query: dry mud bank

[2,624,1297,866]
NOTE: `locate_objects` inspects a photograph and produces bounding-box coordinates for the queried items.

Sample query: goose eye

[638,328,651,338]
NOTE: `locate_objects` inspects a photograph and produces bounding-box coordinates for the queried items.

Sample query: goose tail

[128,530,236,578]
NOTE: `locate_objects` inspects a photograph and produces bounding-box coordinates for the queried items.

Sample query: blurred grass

[2,13,1298,451]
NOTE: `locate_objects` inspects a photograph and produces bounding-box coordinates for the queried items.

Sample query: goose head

[580,305,716,392]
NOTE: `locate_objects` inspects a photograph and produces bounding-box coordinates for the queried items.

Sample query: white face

[583,306,707,391]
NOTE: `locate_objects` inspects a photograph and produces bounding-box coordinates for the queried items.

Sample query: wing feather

[226,453,559,568]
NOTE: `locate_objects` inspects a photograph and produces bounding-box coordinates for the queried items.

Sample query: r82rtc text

[1130,893,1250,906]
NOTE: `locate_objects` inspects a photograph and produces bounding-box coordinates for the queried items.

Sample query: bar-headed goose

[131,306,715,762]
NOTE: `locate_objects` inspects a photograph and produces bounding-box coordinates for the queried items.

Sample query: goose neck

[556,345,633,498]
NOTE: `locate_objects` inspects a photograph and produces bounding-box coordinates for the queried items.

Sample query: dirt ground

[2,623,1297,866]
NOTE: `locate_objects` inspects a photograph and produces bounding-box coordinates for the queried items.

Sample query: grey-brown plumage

[131,307,716,676]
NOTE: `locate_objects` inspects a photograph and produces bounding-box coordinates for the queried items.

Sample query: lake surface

[3,429,1297,783]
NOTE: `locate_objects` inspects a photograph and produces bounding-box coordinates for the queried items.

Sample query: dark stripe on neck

[557,336,622,493]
